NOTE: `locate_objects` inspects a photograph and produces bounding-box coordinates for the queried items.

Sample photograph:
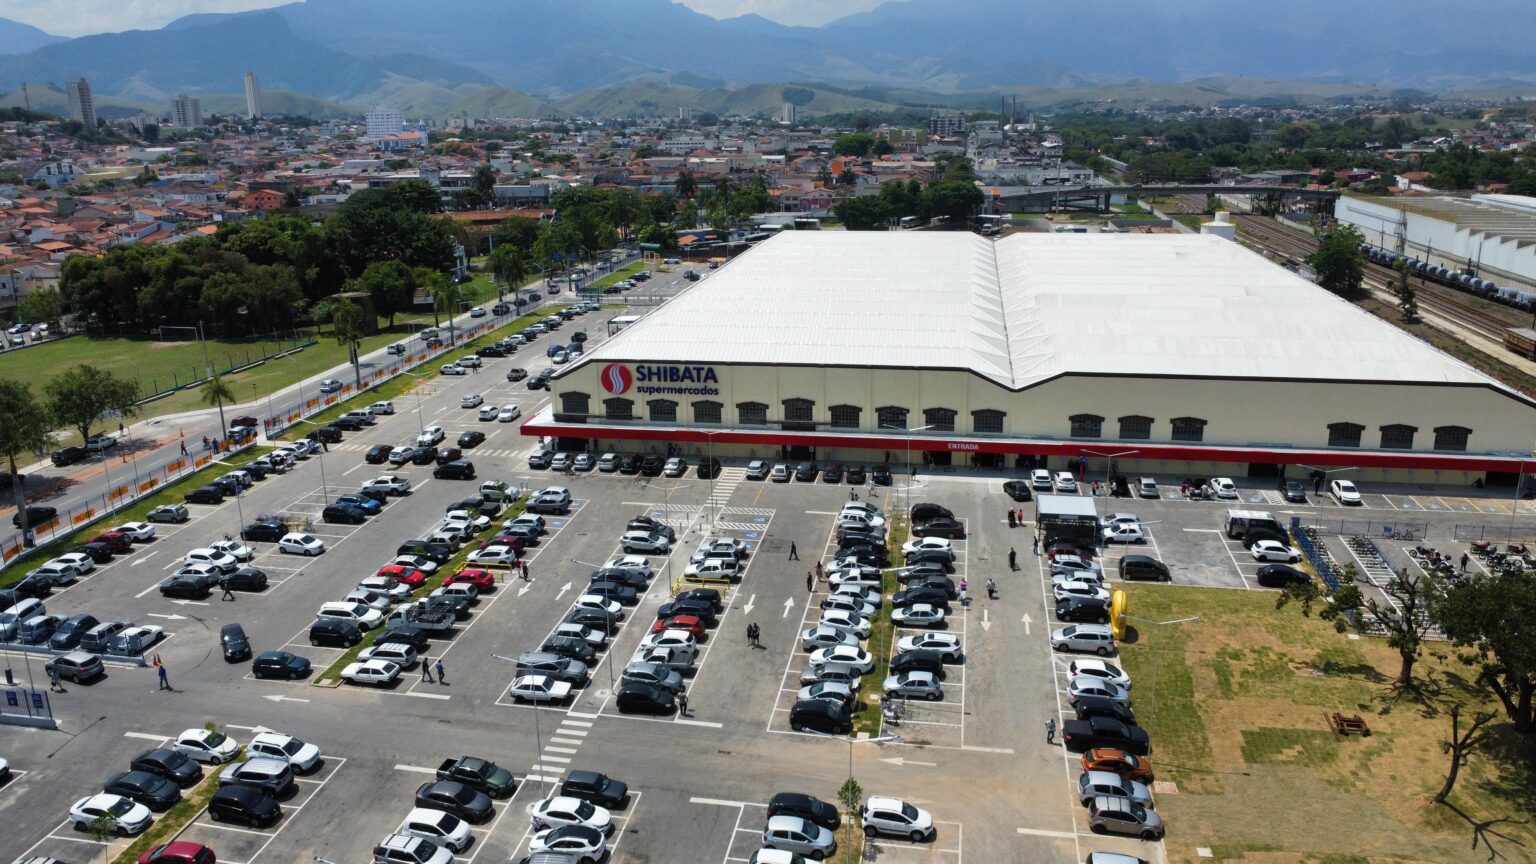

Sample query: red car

[447,568,496,590]
[650,614,706,639]
[479,534,526,552]
[139,842,216,864]
[88,531,133,553]
[377,563,427,588]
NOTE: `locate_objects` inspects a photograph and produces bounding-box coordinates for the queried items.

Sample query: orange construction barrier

[2,544,20,562]
[139,479,159,493]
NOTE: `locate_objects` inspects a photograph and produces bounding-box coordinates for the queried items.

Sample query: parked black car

[435,447,463,466]
[365,445,393,464]
[330,416,364,432]
[209,786,282,827]
[184,485,225,505]
[846,465,867,485]
[541,636,597,663]
[398,541,453,564]
[51,446,87,467]
[375,627,432,652]
[788,698,852,734]
[615,682,675,715]
[820,464,843,483]
[871,464,893,485]
[1256,564,1311,588]
[322,503,368,524]
[11,505,58,528]
[160,576,212,599]
[912,517,966,539]
[79,542,115,563]
[505,367,528,382]
[411,446,439,466]
[242,518,288,542]
[251,651,311,680]
[307,426,342,444]
[794,461,818,482]
[639,455,662,476]
[892,587,951,611]
[222,567,266,591]
[560,771,628,809]
[1002,481,1033,502]
[130,749,203,787]
[458,431,486,448]
[768,792,841,831]
[1055,596,1111,624]
[1073,695,1136,724]
[104,770,182,811]
[414,781,494,824]
[618,454,639,475]
[309,618,362,648]
[888,648,947,679]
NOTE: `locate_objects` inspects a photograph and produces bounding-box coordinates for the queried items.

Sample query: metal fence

[1288,514,1431,542]
[0,681,54,729]
[1450,523,1536,544]
[1291,520,1342,592]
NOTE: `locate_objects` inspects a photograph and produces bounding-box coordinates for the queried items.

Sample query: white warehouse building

[526,232,1536,487]
[1335,193,1536,294]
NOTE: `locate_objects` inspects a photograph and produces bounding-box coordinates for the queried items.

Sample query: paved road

[0,254,695,560]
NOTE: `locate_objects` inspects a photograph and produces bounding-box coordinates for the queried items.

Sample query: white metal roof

[576,231,1505,391]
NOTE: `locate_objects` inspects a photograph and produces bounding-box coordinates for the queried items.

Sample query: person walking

[806,571,814,592]
[220,578,236,602]
[814,561,824,581]
[1045,717,1056,744]
[1008,548,1017,570]
[986,578,997,600]
[1008,510,1016,528]
[788,541,799,561]
[1460,552,1469,573]
[959,577,968,595]
[521,560,531,582]
[676,689,690,717]
[157,664,171,691]
[49,665,63,692]
[750,623,760,648]
[420,654,435,683]
[1032,535,1040,555]
[179,441,188,456]
[746,622,755,647]
[434,658,446,685]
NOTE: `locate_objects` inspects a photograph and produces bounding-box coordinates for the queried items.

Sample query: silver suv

[218,758,294,798]
[516,652,588,685]
[372,833,452,864]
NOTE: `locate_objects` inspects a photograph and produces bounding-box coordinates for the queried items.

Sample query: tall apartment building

[173,94,203,128]
[244,72,262,119]
[781,102,797,124]
[365,104,405,143]
[66,78,96,128]
[928,109,965,137]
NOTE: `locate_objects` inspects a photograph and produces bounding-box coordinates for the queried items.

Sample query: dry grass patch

[1118,585,1536,864]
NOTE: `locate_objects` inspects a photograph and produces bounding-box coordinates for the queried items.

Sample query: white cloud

[4,0,291,37]
[676,0,896,27]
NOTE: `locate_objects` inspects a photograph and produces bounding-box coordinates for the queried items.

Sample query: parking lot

[10,292,1536,864]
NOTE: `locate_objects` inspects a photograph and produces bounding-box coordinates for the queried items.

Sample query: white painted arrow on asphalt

[146,613,186,620]
[742,593,755,615]
[782,596,795,618]
[170,599,209,606]
[518,583,533,597]
[261,694,310,703]
[556,580,572,599]
[130,551,158,566]
[980,608,991,632]
[1021,613,1032,635]
[879,757,936,767]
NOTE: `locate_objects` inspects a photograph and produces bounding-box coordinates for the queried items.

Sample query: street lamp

[1081,448,1138,496]
[490,653,553,786]
[1122,614,1200,733]
[844,734,898,852]
[700,430,724,531]
[879,423,935,510]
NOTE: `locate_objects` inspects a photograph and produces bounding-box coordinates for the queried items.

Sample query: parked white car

[508,674,573,703]
[246,731,322,773]
[417,426,446,446]
[112,522,157,542]
[278,533,326,556]
[174,728,240,764]
[341,659,400,686]
[1250,540,1301,563]
[1069,658,1132,689]
[1330,479,1363,505]
[365,475,413,495]
[1208,477,1239,499]
[1054,471,1078,492]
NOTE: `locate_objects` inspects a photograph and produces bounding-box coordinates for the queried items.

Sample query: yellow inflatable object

[1110,589,1128,640]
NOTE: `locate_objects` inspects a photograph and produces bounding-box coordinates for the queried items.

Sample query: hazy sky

[5,0,898,37]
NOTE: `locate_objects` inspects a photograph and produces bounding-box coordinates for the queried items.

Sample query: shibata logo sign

[600,363,720,396]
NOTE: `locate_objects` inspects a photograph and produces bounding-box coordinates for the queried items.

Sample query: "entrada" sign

[601,363,721,396]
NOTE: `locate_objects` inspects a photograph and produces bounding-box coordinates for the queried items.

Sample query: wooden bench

[1327,712,1371,737]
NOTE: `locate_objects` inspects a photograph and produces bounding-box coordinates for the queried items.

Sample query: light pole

[571,560,618,690]
[1082,448,1138,496]
[845,734,898,853]
[490,653,552,786]
[213,457,248,535]
[880,423,935,511]
[700,430,723,532]
[1122,614,1200,733]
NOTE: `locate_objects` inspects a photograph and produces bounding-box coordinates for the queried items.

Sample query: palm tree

[201,372,235,437]
[675,171,698,200]
[487,245,528,300]
[331,299,366,390]
[426,273,463,346]
[0,380,53,546]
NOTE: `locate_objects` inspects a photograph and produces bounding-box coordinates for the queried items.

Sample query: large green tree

[1433,571,1536,732]
[331,298,367,390]
[351,260,417,326]
[1308,224,1367,300]
[43,364,140,446]
[833,132,876,157]
[491,216,545,255]
[16,287,61,327]
[0,379,54,540]
[1277,564,1438,688]
[200,373,235,435]
[833,195,893,231]
[486,245,529,298]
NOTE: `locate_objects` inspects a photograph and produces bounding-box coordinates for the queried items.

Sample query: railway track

[1231,214,1512,343]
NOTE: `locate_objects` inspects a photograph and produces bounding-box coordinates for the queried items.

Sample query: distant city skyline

[3,0,900,37]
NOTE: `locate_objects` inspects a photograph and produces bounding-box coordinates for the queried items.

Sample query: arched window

[1327,422,1363,448]
[647,399,677,423]
[1170,417,1207,442]
[1069,414,1103,439]
[603,398,634,421]
[737,401,768,426]
[557,392,589,424]
[692,400,722,424]
[1118,415,1152,440]
[1380,424,1417,450]
[923,408,956,432]
[782,398,815,422]
[829,405,862,429]
[876,406,909,431]
[972,409,1006,434]
[1433,425,1471,452]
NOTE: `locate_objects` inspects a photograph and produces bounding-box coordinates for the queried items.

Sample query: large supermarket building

[523,231,1536,486]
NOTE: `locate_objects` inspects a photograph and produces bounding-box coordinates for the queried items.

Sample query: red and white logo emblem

[600,363,632,395]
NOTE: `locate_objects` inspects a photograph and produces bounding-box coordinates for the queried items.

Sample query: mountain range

[0,0,1533,119]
